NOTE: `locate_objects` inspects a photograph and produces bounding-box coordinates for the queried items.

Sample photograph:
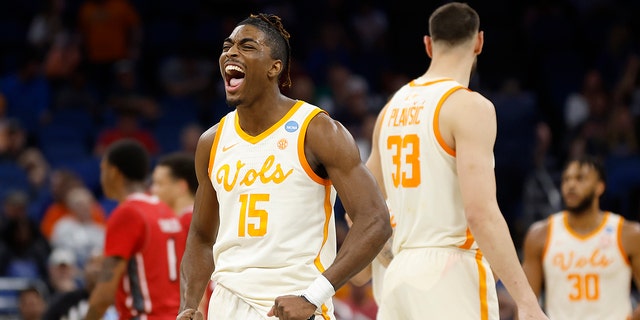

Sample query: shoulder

[306,111,358,151]
[197,123,219,148]
[620,218,640,252]
[527,219,550,238]
[446,89,495,116]
[195,124,220,164]
[524,218,551,252]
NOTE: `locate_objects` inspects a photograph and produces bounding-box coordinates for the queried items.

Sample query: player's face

[150,165,176,207]
[561,162,601,213]
[219,24,274,107]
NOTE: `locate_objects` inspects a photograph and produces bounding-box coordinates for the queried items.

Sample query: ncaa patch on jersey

[285,121,299,132]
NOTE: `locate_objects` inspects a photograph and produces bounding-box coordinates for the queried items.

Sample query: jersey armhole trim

[298,108,331,186]
[616,215,631,266]
[542,215,554,260]
[433,86,465,157]
[208,116,227,178]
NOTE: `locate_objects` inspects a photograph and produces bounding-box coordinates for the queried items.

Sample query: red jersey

[177,207,214,320]
[105,193,186,320]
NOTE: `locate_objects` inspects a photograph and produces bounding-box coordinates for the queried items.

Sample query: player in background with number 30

[85,139,187,320]
[522,155,640,320]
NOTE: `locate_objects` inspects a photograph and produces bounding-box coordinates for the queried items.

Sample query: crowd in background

[0,0,639,319]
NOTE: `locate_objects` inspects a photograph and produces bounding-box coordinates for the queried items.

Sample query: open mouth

[225,64,245,89]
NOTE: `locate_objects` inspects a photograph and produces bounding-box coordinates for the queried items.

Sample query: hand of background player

[517,306,550,320]
[267,295,316,320]
[176,308,204,320]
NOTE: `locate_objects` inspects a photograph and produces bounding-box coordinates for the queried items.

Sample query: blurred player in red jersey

[151,152,214,318]
[85,139,187,320]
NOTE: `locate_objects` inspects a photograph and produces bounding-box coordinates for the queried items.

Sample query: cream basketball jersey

[377,78,476,253]
[208,101,337,315]
[542,212,632,320]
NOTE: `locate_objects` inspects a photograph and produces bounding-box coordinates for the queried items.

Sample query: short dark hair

[238,13,292,89]
[429,2,480,46]
[156,152,197,195]
[104,139,149,182]
[564,154,607,183]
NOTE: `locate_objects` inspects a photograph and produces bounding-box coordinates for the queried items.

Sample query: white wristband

[301,275,335,308]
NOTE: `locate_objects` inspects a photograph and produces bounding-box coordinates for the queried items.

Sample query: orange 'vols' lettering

[387,106,424,127]
[216,155,294,191]
[552,249,613,272]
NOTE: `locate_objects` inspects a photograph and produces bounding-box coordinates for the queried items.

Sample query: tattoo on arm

[98,257,123,282]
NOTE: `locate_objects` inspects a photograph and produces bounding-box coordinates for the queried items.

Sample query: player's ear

[596,180,605,197]
[424,35,433,58]
[268,59,282,81]
[474,31,484,55]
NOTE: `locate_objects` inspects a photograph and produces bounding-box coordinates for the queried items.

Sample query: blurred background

[0,0,639,318]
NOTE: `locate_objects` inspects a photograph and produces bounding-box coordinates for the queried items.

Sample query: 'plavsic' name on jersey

[387,106,424,127]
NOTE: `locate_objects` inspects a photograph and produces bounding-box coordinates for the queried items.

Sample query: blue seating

[0,162,30,200]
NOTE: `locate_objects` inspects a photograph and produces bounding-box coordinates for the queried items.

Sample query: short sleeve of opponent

[104,203,146,259]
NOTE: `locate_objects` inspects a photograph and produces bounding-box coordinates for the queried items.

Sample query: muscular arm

[307,112,392,290]
[621,220,640,320]
[178,126,220,317]
[446,91,542,312]
[521,220,548,298]
[85,256,127,320]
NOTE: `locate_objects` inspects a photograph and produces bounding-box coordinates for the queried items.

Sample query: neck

[115,183,147,203]
[566,204,604,234]
[424,49,475,87]
[236,94,297,136]
[172,196,194,216]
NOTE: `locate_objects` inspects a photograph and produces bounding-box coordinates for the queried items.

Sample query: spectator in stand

[42,252,104,320]
[0,119,51,211]
[43,32,82,83]
[159,47,215,99]
[105,59,159,123]
[18,285,49,320]
[27,0,66,51]
[50,186,105,267]
[0,191,51,280]
[0,47,51,135]
[93,107,160,157]
[78,0,142,96]
[0,118,42,163]
[46,248,81,297]
[40,169,106,241]
[179,122,204,156]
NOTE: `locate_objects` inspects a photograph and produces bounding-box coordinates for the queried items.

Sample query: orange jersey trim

[542,215,554,260]
[475,250,489,320]
[208,117,226,178]
[298,108,331,185]
[459,227,475,249]
[433,86,465,157]
[313,184,334,273]
[564,211,609,240]
[314,185,334,320]
[234,100,304,144]
[408,78,454,87]
[616,215,631,266]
